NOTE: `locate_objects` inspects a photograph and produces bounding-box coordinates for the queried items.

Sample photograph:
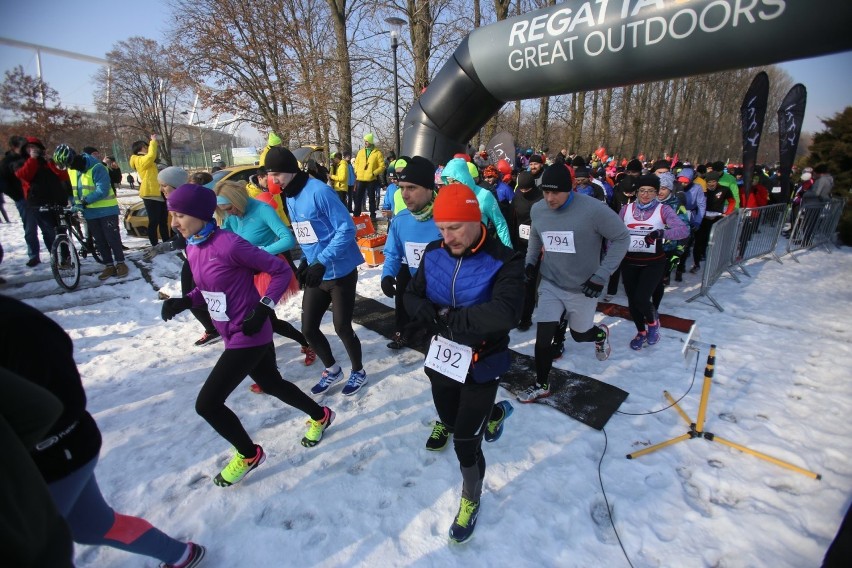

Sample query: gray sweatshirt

[526,192,630,292]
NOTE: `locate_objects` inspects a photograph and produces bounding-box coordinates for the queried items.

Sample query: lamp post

[385,17,406,158]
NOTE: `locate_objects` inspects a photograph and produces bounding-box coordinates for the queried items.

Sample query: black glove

[296,259,308,288]
[413,302,437,325]
[303,262,326,288]
[644,229,664,246]
[381,276,396,298]
[241,301,274,336]
[161,297,192,321]
[581,275,605,299]
[524,264,537,284]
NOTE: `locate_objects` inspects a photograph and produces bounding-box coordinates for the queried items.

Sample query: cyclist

[54,145,128,280]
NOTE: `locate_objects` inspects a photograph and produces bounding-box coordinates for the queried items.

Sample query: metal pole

[392,40,400,158]
[199,125,208,170]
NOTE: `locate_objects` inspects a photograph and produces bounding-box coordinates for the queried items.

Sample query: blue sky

[2,0,851,137]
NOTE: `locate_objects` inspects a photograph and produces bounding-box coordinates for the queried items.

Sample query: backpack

[27,163,68,206]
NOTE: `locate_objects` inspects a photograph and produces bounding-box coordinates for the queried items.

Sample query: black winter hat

[516,171,535,190]
[571,155,586,168]
[265,147,300,173]
[397,155,436,190]
[634,175,660,191]
[528,154,544,164]
[626,158,643,173]
[540,164,572,192]
[651,159,670,172]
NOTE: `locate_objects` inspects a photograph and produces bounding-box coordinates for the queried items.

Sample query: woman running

[161,183,334,487]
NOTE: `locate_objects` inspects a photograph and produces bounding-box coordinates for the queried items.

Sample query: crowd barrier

[686,198,845,312]
[785,198,845,261]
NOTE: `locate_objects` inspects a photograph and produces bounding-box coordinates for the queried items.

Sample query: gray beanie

[158,166,189,188]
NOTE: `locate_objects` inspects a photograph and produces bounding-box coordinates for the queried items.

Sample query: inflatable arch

[401,0,852,164]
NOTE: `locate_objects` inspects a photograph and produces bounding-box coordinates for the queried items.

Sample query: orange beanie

[433,183,481,223]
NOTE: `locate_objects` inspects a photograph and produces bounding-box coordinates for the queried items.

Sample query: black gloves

[161,297,192,321]
[644,229,664,246]
[381,276,396,298]
[303,262,326,288]
[241,301,274,336]
[524,264,537,284]
[413,303,450,336]
[581,275,605,299]
[296,260,309,288]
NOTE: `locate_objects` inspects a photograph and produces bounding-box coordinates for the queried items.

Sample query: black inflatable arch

[401,0,852,164]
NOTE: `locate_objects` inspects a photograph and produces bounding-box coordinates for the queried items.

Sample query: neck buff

[411,196,436,221]
[186,220,217,246]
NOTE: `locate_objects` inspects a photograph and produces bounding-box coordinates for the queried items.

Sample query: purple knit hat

[167,184,216,220]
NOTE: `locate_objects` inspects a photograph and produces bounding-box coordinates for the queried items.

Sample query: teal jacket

[222,198,295,256]
[440,158,512,248]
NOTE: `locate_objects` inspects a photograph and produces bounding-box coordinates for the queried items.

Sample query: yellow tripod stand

[626,344,821,480]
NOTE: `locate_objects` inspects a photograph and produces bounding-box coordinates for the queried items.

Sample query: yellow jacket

[129,139,159,199]
[354,146,385,182]
[329,161,349,192]
[246,180,290,227]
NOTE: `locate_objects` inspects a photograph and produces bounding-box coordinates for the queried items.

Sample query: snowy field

[1,199,850,568]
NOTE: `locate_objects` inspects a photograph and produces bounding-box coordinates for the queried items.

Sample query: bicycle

[39,204,104,290]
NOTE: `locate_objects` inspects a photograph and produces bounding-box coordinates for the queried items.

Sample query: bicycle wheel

[50,235,81,291]
[70,216,105,264]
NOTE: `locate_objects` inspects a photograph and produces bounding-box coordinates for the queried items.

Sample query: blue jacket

[285,175,363,278]
[75,155,118,220]
[495,180,514,203]
[441,158,512,248]
[222,198,295,255]
[381,208,442,279]
[347,162,356,188]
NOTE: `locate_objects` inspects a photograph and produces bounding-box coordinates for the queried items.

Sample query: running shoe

[630,331,648,351]
[301,407,335,447]
[310,367,344,395]
[516,320,532,332]
[301,345,317,366]
[213,445,265,487]
[194,330,221,347]
[448,497,480,544]
[341,369,368,396]
[595,323,611,361]
[386,332,407,350]
[426,421,451,451]
[484,401,514,443]
[159,542,206,568]
[517,383,551,403]
[646,321,661,346]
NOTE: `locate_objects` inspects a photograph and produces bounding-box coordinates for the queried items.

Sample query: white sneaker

[517,384,551,403]
[595,324,612,361]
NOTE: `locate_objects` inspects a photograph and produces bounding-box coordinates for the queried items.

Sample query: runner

[404,183,522,543]
[518,164,629,403]
[161,183,334,487]
[264,147,369,397]
[619,175,689,349]
[380,155,441,349]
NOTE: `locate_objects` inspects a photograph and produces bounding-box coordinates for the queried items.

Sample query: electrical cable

[615,347,702,416]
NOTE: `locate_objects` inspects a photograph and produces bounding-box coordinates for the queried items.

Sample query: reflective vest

[70,164,118,209]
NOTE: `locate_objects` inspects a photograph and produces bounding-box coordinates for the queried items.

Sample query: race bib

[425,336,473,384]
[542,231,575,253]
[519,224,531,240]
[628,229,655,253]
[201,290,229,322]
[292,221,319,244]
[404,242,428,269]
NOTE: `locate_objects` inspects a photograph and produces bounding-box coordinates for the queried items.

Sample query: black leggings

[395,266,412,335]
[195,343,324,456]
[301,268,362,370]
[270,313,308,347]
[142,198,169,246]
[621,261,666,332]
[427,369,499,468]
[180,258,215,334]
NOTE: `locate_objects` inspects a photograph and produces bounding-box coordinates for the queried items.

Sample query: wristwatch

[260,296,276,309]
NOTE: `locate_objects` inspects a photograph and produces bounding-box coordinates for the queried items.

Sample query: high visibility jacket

[70,155,119,220]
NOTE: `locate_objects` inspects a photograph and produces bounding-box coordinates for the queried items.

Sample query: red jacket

[15,157,69,200]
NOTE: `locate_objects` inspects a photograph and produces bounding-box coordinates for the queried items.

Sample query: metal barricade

[732,203,788,277]
[686,211,741,312]
[785,198,845,261]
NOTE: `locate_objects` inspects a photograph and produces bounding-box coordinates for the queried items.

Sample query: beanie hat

[677,167,695,184]
[541,164,572,192]
[267,131,282,147]
[658,172,675,190]
[571,155,586,168]
[634,175,660,190]
[167,184,217,220]
[158,166,189,188]
[711,161,726,172]
[453,152,471,162]
[528,154,544,164]
[364,133,374,144]
[516,171,535,190]
[574,166,590,179]
[264,146,300,173]
[433,183,481,223]
[626,158,643,173]
[651,159,670,172]
[467,161,480,180]
[397,155,436,190]
[705,171,723,182]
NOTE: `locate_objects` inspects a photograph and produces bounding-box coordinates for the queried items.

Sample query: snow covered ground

[1,199,850,568]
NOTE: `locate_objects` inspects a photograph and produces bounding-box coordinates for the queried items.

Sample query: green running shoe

[213,445,265,487]
[448,497,480,543]
[426,421,451,451]
[484,401,514,443]
[301,407,335,447]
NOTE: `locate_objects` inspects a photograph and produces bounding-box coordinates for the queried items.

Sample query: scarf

[186,221,217,246]
[411,197,436,221]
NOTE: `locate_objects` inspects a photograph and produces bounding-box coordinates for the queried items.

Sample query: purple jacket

[185,229,293,348]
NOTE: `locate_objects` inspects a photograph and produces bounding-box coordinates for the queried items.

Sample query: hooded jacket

[128,138,159,199]
[441,158,512,248]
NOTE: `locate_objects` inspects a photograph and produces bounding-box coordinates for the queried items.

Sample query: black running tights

[270,313,308,347]
[301,268,362,370]
[621,261,665,332]
[195,343,324,456]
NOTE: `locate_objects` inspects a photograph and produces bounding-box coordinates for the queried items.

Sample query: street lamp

[385,17,406,157]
